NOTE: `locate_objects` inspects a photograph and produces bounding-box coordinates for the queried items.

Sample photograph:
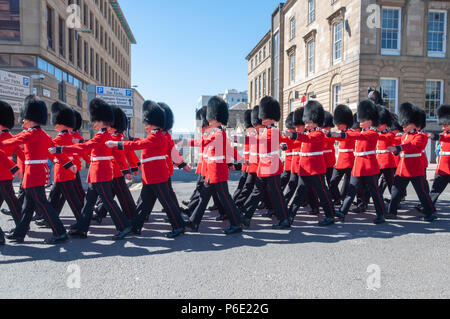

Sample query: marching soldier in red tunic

[328,104,354,207]
[376,107,396,200]
[3,96,75,244]
[50,98,132,240]
[321,111,336,188]
[280,112,296,192]
[332,100,387,224]
[385,102,437,222]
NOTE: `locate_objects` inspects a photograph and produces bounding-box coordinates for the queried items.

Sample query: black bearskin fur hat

[196,106,209,128]
[244,109,253,129]
[399,102,422,128]
[333,104,354,128]
[251,105,262,126]
[285,112,295,129]
[112,106,128,132]
[438,104,450,125]
[73,109,82,131]
[207,96,229,125]
[351,113,360,130]
[391,113,403,132]
[357,99,379,126]
[377,106,393,127]
[21,95,48,125]
[143,100,166,128]
[303,101,324,126]
[89,98,114,124]
[158,102,174,131]
[322,111,334,128]
[259,96,281,122]
[51,101,75,128]
[293,107,305,126]
[0,100,15,129]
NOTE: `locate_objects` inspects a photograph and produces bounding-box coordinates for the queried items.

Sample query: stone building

[0,0,136,137]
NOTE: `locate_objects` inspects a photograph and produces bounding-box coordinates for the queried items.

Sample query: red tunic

[437,131,450,175]
[70,130,91,172]
[52,131,77,182]
[335,131,356,170]
[419,131,429,169]
[247,128,259,174]
[323,135,336,168]
[280,136,296,172]
[0,130,24,181]
[296,129,326,177]
[345,129,380,177]
[242,135,250,172]
[393,135,402,166]
[110,132,131,179]
[257,126,283,178]
[395,131,428,177]
[1,127,72,188]
[165,131,184,176]
[376,131,396,169]
[290,136,302,174]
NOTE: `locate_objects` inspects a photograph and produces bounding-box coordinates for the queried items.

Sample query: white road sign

[0,70,31,112]
[94,85,134,117]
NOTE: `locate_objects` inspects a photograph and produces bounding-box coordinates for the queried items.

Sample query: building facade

[220,89,248,108]
[249,0,450,137]
[0,0,136,137]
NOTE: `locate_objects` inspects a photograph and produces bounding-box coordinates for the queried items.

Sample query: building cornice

[109,0,137,44]
[327,7,346,24]
[246,30,271,60]
[282,0,296,14]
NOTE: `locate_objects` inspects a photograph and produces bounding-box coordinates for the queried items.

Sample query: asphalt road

[0,168,449,299]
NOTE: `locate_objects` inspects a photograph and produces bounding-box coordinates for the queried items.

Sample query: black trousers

[388,175,435,216]
[76,182,130,233]
[232,171,248,202]
[243,175,288,221]
[0,180,22,225]
[234,172,257,208]
[325,167,334,189]
[14,187,67,238]
[430,174,450,205]
[283,172,299,205]
[132,182,186,231]
[74,172,86,203]
[49,180,83,222]
[379,168,395,197]
[190,181,241,227]
[289,174,334,219]
[185,177,224,215]
[329,168,351,202]
[340,175,387,218]
[97,176,136,220]
[280,171,291,192]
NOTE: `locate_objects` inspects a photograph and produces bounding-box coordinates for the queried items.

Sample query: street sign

[0,69,31,112]
[89,85,134,117]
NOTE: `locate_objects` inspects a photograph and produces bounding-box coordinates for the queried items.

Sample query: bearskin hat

[333,104,354,128]
[293,107,305,126]
[322,111,334,128]
[158,102,174,131]
[244,109,253,129]
[399,102,422,128]
[259,96,281,122]
[207,96,229,125]
[391,113,403,132]
[112,106,128,132]
[285,112,295,129]
[303,101,324,126]
[418,107,427,130]
[357,99,379,126]
[51,101,75,128]
[437,104,450,125]
[143,100,165,128]
[21,95,48,125]
[196,106,208,128]
[377,106,392,127]
[89,98,114,124]
[73,109,82,131]
[351,113,360,130]
[0,100,15,129]
[251,105,262,126]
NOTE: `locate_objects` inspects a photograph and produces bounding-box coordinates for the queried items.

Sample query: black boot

[44,233,69,245]
[166,228,185,238]
[223,225,243,235]
[0,228,5,245]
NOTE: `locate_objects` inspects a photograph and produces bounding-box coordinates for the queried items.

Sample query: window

[84,41,88,73]
[77,36,82,68]
[307,40,315,76]
[258,75,262,98]
[0,0,20,41]
[47,6,54,50]
[90,48,94,77]
[428,11,447,57]
[380,78,398,113]
[308,0,315,24]
[254,78,258,101]
[290,17,296,40]
[250,81,253,104]
[333,84,341,109]
[425,80,444,119]
[381,7,402,55]
[68,29,74,63]
[289,99,294,113]
[273,32,279,101]
[289,54,295,84]
[90,11,93,30]
[263,46,266,59]
[96,53,99,80]
[333,21,342,63]
[58,18,65,57]
[263,72,267,95]
[83,3,88,26]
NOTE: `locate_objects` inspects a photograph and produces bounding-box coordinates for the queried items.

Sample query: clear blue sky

[120,0,282,132]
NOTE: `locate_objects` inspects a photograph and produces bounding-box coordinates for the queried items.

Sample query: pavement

[0,165,449,299]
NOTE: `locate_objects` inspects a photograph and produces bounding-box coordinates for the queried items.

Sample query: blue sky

[120,0,281,132]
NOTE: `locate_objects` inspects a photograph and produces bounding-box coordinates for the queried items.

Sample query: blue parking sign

[97,87,104,94]
[23,78,29,87]
[126,89,132,97]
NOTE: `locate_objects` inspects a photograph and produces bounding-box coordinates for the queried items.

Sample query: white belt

[8,156,13,161]
[285,152,295,156]
[400,153,422,158]
[91,156,113,161]
[208,156,225,161]
[354,151,376,156]
[300,152,323,157]
[250,152,259,157]
[376,150,391,154]
[259,151,279,158]
[25,160,47,165]
[440,152,450,156]
[323,150,333,154]
[339,149,354,153]
[141,156,167,164]
[54,156,74,163]
[243,152,250,155]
